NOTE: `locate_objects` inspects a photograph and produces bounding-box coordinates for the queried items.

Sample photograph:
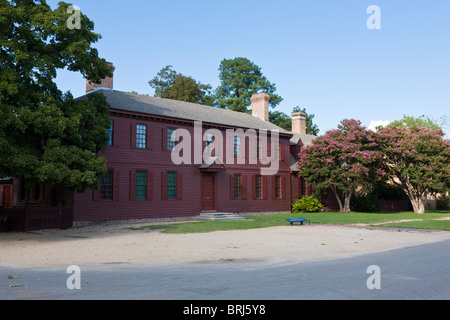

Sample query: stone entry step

[197,212,246,221]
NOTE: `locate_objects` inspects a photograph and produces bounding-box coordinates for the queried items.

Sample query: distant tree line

[148,58,319,135]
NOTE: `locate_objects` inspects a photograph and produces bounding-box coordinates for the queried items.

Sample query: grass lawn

[131,210,450,234]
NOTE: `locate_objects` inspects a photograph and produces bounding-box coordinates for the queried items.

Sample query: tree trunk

[402,182,426,214]
[342,190,353,213]
[332,188,353,213]
[331,188,344,212]
[410,197,425,214]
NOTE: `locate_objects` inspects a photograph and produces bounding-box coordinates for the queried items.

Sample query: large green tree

[0,0,112,192]
[214,57,283,113]
[387,114,442,131]
[268,111,292,131]
[149,65,213,105]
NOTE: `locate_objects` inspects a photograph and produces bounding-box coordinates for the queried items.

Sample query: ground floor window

[233,174,241,199]
[274,176,281,199]
[300,177,307,197]
[100,170,113,200]
[167,172,177,199]
[255,175,262,199]
[136,171,147,200]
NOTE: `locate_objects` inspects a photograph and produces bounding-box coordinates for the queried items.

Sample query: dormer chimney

[251,93,270,121]
[86,62,115,93]
[291,112,307,134]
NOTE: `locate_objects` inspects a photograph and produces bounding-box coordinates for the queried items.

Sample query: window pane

[301,177,307,197]
[255,175,262,199]
[136,125,147,148]
[167,129,176,151]
[167,172,177,199]
[136,171,147,200]
[234,174,241,199]
[100,170,113,200]
[234,137,240,157]
[275,176,281,199]
[107,123,113,146]
[205,133,213,155]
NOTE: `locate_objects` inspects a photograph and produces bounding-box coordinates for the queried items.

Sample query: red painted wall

[73,110,293,221]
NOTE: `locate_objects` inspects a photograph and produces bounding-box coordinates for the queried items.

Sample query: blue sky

[48,0,450,136]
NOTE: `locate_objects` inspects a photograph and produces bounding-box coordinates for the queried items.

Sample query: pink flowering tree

[298,119,384,212]
[376,125,450,214]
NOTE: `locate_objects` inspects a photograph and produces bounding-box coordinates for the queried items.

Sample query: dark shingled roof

[80,89,293,134]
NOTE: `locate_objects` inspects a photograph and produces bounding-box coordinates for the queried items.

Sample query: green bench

[286,218,310,226]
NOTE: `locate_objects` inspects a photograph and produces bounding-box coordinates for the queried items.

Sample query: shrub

[436,199,449,210]
[373,182,408,201]
[351,193,380,212]
[292,196,323,213]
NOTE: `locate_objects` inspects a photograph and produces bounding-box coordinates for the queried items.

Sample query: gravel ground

[1,221,449,269]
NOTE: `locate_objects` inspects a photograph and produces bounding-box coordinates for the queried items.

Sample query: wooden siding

[73,112,293,221]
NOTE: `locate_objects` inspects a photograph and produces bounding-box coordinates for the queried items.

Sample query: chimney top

[251,93,270,121]
[291,111,307,135]
[86,62,115,93]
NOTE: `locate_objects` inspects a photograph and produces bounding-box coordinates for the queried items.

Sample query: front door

[201,174,215,211]
[3,186,11,209]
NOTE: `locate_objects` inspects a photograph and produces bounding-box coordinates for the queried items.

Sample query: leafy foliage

[292,196,323,213]
[298,119,384,212]
[351,193,381,213]
[269,107,320,135]
[387,114,442,131]
[0,0,112,192]
[376,125,450,213]
[292,106,320,135]
[268,111,292,131]
[149,65,213,105]
[214,57,282,112]
[372,181,409,201]
[436,200,449,210]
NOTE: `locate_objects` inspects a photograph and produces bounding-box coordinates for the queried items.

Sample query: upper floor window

[136,125,147,149]
[167,129,176,151]
[205,133,214,156]
[107,123,114,146]
[234,136,240,157]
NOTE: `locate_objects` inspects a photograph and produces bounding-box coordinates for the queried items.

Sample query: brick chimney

[291,112,307,134]
[251,93,270,121]
[86,62,115,93]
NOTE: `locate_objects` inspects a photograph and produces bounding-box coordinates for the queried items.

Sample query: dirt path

[1,222,449,269]
[369,217,450,226]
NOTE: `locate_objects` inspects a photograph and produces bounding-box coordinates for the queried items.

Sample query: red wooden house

[0,64,322,231]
